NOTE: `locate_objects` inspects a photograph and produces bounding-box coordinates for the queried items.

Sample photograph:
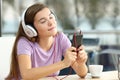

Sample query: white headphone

[21,9,37,37]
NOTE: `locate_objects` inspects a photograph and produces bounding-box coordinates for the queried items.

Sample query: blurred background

[1,0,120,44]
[1,0,120,77]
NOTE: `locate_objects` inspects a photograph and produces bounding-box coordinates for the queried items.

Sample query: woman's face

[34,8,57,38]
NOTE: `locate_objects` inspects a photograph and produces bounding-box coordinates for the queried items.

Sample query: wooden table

[39,71,118,80]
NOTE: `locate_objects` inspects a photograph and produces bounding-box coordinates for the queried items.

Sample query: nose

[48,19,53,26]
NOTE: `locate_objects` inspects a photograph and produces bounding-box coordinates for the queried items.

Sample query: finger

[71,51,77,56]
[73,56,77,62]
[77,45,84,51]
[78,51,87,59]
[77,56,87,63]
[81,56,88,62]
[68,47,77,52]
[81,53,88,61]
[68,51,77,58]
[78,50,84,55]
[78,53,85,59]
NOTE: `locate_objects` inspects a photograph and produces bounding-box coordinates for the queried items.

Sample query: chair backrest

[83,38,99,46]
[99,48,120,70]
[0,36,15,79]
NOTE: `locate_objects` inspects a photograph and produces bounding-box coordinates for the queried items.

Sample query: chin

[53,30,58,36]
[51,30,58,36]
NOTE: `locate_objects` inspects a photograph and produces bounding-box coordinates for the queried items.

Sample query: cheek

[34,25,47,35]
[38,27,47,33]
[54,20,57,25]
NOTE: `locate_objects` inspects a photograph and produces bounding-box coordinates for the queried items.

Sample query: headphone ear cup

[24,25,37,37]
[21,8,37,37]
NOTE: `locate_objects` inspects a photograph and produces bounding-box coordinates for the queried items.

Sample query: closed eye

[40,19,47,24]
[38,13,55,24]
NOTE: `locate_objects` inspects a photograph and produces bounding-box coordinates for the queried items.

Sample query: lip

[48,27,55,31]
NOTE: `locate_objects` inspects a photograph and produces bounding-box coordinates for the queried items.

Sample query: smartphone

[72,31,83,49]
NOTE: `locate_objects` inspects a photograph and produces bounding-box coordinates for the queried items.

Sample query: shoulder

[18,37,29,44]
[18,37,28,41]
[17,37,34,47]
[56,32,68,39]
[17,37,34,55]
[56,32,71,44]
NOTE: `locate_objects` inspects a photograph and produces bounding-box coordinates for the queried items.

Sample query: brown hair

[5,3,47,80]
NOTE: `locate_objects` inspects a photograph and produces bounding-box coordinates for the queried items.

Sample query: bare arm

[18,47,77,80]
[72,62,88,78]
[18,55,67,80]
[71,45,88,78]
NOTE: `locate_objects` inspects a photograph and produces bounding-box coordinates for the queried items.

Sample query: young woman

[6,2,88,80]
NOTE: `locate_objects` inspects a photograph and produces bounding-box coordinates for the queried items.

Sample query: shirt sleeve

[17,37,33,56]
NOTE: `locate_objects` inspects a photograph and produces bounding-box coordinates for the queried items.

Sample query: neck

[38,36,55,51]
